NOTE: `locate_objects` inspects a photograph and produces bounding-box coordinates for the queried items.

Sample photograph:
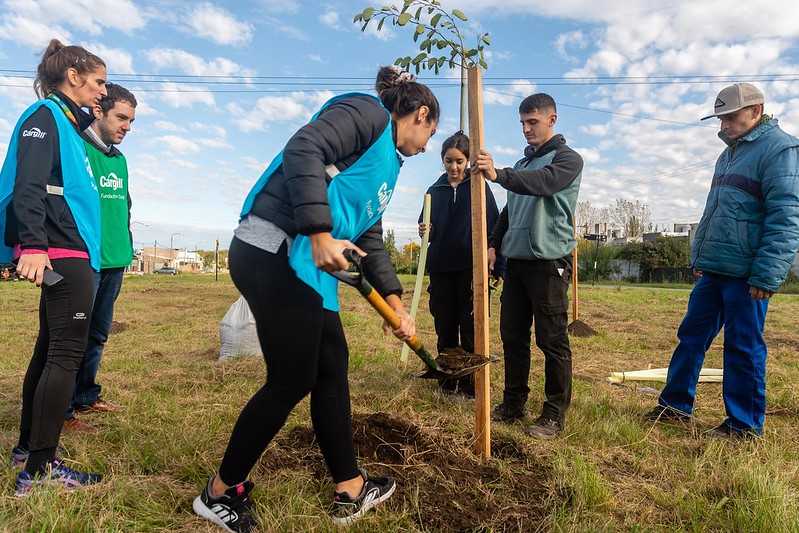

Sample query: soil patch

[262,412,554,531]
[109,321,126,334]
[568,319,599,337]
[436,347,489,372]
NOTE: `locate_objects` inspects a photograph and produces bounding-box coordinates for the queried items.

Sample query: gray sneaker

[490,402,531,424]
[524,416,564,440]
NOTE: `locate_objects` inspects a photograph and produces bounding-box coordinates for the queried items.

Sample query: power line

[580,160,716,194]
[2,69,797,85]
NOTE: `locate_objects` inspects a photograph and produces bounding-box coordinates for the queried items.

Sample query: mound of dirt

[436,347,488,372]
[262,412,553,531]
[109,321,127,334]
[568,319,598,337]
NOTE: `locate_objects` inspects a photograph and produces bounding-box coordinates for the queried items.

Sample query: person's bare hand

[749,285,774,301]
[16,253,51,287]
[418,222,431,238]
[472,149,498,182]
[309,232,365,273]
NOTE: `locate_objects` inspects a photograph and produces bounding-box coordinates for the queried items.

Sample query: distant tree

[575,200,609,236]
[383,229,402,268]
[609,198,650,238]
[619,236,690,279]
[576,238,621,282]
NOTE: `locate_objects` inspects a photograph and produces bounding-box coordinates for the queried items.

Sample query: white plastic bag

[219,295,262,361]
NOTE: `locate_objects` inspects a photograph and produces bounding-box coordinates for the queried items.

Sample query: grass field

[1,273,799,532]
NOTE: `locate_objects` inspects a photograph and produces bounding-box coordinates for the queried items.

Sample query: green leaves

[355,1,491,73]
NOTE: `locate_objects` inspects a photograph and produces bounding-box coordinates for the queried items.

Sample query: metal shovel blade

[414,360,490,380]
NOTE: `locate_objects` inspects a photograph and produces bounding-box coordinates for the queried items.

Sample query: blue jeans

[67,267,125,416]
[659,274,769,434]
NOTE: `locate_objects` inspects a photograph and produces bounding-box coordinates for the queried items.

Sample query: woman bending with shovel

[193,66,439,532]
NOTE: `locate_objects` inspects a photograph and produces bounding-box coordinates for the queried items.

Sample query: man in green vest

[473,93,583,440]
[64,83,136,433]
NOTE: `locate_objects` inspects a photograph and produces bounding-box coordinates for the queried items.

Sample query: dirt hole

[261,412,554,531]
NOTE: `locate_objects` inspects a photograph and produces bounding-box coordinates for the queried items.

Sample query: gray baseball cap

[701,83,764,120]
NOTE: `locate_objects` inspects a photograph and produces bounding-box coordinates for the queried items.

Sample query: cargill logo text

[100,172,124,191]
[22,128,47,139]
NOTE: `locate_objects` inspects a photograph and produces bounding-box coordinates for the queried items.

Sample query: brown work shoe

[84,399,124,413]
[63,418,98,434]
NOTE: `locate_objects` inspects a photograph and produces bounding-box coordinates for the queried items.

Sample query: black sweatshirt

[248,94,403,297]
[4,91,95,254]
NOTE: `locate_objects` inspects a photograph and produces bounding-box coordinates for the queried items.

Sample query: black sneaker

[331,468,396,526]
[490,402,531,424]
[702,423,754,441]
[641,404,691,422]
[193,476,257,532]
[524,416,564,440]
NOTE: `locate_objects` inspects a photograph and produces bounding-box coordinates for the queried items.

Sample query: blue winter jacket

[690,118,799,292]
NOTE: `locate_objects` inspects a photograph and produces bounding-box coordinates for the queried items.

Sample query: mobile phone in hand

[42,268,64,287]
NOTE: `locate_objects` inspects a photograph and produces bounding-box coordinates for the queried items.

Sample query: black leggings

[18,257,94,472]
[219,237,359,485]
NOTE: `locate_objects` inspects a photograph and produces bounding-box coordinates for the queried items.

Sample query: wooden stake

[468,66,490,459]
[572,231,579,322]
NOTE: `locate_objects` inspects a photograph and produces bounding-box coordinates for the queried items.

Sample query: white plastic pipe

[607,367,723,383]
[401,194,431,363]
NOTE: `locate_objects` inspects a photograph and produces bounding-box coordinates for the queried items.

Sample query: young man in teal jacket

[65,83,136,432]
[644,83,799,438]
[474,93,583,439]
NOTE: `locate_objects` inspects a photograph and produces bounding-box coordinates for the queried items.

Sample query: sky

[1,0,798,253]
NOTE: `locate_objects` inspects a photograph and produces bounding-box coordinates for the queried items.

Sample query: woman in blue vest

[0,39,106,494]
[193,66,439,531]
[418,132,504,399]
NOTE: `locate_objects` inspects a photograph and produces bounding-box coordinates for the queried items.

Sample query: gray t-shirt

[234,214,293,255]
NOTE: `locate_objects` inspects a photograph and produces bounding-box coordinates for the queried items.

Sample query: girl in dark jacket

[193,66,439,531]
[418,132,503,398]
[0,39,107,493]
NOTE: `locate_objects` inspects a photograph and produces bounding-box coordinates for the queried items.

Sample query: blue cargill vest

[0,99,100,270]
[240,93,400,311]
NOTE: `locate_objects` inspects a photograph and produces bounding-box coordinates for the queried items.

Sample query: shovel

[331,249,488,380]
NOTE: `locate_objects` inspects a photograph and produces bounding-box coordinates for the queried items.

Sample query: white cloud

[153,135,200,154]
[483,79,536,106]
[154,121,185,132]
[0,14,71,49]
[319,11,341,29]
[83,42,135,74]
[309,54,328,64]
[240,156,268,171]
[157,82,215,108]
[190,122,227,138]
[186,3,253,46]
[573,146,602,164]
[580,123,611,137]
[0,0,145,49]
[228,92,327,132]
[488,145,519,157]
[197,138,234,150]
[554,30,588,62]
[145,48,255,77]
[0,75,36,110]
[170,159,202,170]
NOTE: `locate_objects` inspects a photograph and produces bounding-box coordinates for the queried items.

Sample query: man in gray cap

[643,83,799,439]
